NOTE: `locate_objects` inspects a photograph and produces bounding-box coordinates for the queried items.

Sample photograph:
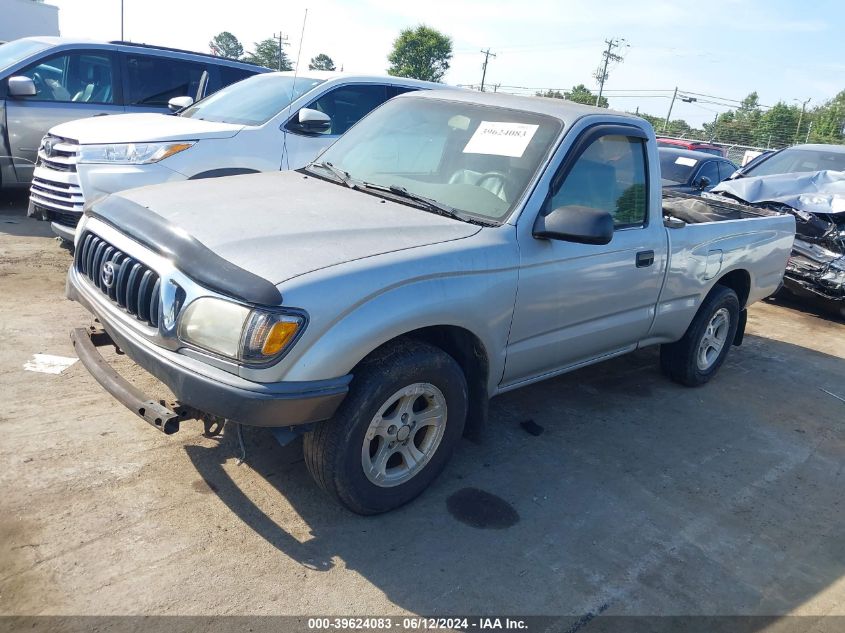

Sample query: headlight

[177,297,305,364]
[78,141,195,164]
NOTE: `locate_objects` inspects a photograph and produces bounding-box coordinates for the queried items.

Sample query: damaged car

[710,169,845,317]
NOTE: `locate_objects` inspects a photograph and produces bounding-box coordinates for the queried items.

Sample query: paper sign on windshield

[463,122,539,158]
[675,156,698,167]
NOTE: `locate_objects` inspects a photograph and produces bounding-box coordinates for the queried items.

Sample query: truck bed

[662,190,783,225]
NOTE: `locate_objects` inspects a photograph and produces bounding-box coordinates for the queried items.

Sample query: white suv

[29,71,449,240]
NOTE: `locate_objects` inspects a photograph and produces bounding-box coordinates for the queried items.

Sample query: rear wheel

[660,285,740,387]
[303,339,468,514]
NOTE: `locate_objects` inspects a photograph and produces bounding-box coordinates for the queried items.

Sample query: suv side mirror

[8,76,36,97]
[533,205,614,245]
[292,107,332,133]
[168,96,194,112]
[696,175,711,190]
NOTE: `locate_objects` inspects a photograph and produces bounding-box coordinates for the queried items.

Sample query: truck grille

[75,232,162,328]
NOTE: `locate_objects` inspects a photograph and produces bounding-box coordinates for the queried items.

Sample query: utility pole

[593,37,626,107]
[120,0,124,40]
[663,86,678,132]
[794,97,811,143]
[273,32,289,71]
[805,121,813,144]
[479,48,496,92]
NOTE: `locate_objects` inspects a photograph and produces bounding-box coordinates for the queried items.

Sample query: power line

[593,37,628,106]
[272,32,289,71]
[479,48,497,92]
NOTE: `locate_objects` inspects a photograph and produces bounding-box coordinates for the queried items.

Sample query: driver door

[6,50,123,183]
[503,126,667,387]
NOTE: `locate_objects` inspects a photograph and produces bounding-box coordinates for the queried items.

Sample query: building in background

[0,0,59,43]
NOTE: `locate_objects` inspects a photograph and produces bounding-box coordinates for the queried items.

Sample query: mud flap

[733,309,747,346]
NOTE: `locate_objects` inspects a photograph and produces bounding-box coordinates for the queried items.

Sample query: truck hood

[50,112,244,144]
[112,171,482,286]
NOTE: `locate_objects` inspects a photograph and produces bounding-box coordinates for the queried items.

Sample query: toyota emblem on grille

[101,261,116,288]
[42,138,54,158]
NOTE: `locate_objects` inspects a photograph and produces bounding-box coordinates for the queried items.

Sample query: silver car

[0,37,266,191]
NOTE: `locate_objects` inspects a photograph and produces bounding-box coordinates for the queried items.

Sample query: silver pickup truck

[67,90,795,514]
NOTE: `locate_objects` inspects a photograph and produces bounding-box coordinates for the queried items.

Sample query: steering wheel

[476,171,509,202]
[31,72,47,95]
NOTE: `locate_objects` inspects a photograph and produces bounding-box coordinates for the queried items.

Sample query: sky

[47,0,844,127]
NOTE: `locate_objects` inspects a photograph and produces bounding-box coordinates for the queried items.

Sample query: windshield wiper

[307,161,358,189]
[362,183,494,226]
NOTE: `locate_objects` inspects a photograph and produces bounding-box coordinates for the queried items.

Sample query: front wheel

[303,339,468,514]
[660,285,740,387]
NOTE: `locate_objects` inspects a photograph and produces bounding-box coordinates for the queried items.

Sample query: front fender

[280,267,518,396]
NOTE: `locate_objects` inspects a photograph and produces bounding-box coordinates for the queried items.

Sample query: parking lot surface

[1,190,844,618]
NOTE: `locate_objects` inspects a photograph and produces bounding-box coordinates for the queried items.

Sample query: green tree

[808,90,845,143]
[245,38,292,71]
[387,25,452,82]
[208,31,244,60]
[535,89,565,99]
[757,101,800,148]
[567,84,608,108]
[308,53,336,71]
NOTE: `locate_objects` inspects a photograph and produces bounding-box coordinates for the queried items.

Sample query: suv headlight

[78,141,195,164]
[177,297,305,364]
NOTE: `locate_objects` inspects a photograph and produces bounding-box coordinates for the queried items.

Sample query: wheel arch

[714,268,751,308]
[358,325,490,442]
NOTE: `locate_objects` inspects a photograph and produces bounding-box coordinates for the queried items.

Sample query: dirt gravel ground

[1,190,844,622]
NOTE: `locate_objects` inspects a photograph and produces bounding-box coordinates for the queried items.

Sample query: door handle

[636,250,654,268]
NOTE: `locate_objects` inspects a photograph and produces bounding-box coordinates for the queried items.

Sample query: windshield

[659,151,698,184]
[181,74,324,126]
[309,97,562,221]
[744,147,845,177]
[0,39,51,73]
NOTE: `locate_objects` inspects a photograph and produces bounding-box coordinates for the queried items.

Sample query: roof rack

[107,41,265,67]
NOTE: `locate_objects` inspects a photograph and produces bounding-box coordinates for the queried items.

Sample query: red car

[656,137,727,157]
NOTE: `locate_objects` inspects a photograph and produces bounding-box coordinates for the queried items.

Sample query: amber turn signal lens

[261,321,299,356]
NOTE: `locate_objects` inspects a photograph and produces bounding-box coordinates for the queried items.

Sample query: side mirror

[8,76,36,97]
[533,205,614,245]
[168,96,194,112]
[296,107,331,132]
[696,175,711,190]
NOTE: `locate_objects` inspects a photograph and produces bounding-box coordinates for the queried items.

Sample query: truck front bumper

[67,272,351,433]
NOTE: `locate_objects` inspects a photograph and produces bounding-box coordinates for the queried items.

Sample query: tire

[303,339,468,514]
[659,285,740,387]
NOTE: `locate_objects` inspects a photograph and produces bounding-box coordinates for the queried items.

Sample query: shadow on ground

[0,190,56,239]
[185,334,845,617]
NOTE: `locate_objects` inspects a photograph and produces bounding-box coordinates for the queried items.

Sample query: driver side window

[545,134,648,228]
[19,52,116,104]
[297,84,388,136]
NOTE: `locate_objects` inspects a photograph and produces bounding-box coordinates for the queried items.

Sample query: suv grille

[75,232,162,328]
[37,134,79,173]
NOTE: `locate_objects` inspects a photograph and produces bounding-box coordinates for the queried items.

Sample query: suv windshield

[309,97,562,221]
[181,74,324,126]
[744,147,845,177]
[0,39,51,73]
